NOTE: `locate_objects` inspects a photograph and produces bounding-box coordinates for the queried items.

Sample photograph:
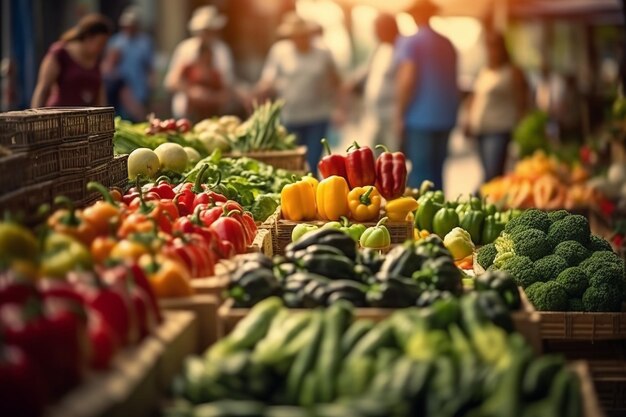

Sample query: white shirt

[260,40,337,125]
[165,37,234,117]
[469,65,518,134]
[363,43,396,120]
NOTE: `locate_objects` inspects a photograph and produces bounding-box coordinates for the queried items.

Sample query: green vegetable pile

[225,230,464,309]
[477,208,626,312]
[183,150,295,221]
[229,101,296,152]
[513,110,550,157]
[167,294,582,417]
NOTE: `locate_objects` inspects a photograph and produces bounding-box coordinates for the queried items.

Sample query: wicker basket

[88,133,114,165]
[36,107,89,139]
[225,146,307,172]
[53,175,85,204]
[24,145,60,182]
[0,148,26,194]
[0,109,61,149]
[83,164,110,203]
[110,154,129,189]
[0,181,53,218]
[59,140,89,173]
[268,207,413,255]
[86,107,115,134]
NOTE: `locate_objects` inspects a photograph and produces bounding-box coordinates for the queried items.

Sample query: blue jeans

[285,120,329,176]
[477,132,510,182]
[404,129,450,190]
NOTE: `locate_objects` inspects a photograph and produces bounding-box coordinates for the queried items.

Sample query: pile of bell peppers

[0,263,161,416]
[415,187,521,245]
[282,142,414,234]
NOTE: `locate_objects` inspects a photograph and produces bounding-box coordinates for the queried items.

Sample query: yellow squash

[317,176,350,221]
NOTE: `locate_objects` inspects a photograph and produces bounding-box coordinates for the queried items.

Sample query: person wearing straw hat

[394,0,459,191]
[103,6,154,121]
[165,5,233,119]
[256,12,340,176]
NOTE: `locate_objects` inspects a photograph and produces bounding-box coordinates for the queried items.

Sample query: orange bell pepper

[47,196,97,245]
[109,239,150,262]
[90,236,117,264]
[139,254,193,298]
[82,182,125,236]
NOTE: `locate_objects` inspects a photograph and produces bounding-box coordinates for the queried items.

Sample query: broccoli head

[505,209,551,233]
[511,228,551,261]
[553,240,590,267]
[477,243,497,270]
[587,234,613,253]
[534,255,569,282]
[587,263,626,294]
[567,298,584,312]
[582,284,623,312]
[546,215,591,248]
[527,281,569,311]
[500,255,540,288]
[525,281,544,301]
[580,251,625,275]
[547,210,570,224]
[555,267,589,298]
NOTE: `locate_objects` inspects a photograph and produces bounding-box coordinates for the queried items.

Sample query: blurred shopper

[165,6,233,119]
[555,73,584,142]
[256,12,340,176]
[31,14,112,107]
[395,0,459,189]
[102,7,154,121]
[347,13,399,150]
[465,32,528,181]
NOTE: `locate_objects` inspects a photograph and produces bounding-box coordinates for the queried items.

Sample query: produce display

[477,208,626,311]
[167,295,583,417]
[480,151,595,210]
[0,261,162,416]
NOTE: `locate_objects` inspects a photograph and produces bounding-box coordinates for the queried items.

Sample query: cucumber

[341,320,375,357]
[263,406,312,417]
[522,356,566,400]
[388,357,416,401]
[208,297,283,360]
[315,301,353,403]
[404,360,432,400]
[192,400,265,416]
[337,356,375,398]
[285,311,324,404]
[347,321,395,360]
[252,311,312,367]
[298,371,318,407]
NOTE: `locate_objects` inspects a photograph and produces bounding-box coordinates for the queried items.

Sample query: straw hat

[188,5,227,33]
[277,12,319,38]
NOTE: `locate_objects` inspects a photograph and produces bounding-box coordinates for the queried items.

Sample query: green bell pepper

[40,233,92,278]
[433,206,460,238]
[321,221,343,230]
[484,202,497,216]
[459,209,485,244]
[292,223,320,242]
[359,217,391,249]
[416,198,442,232]
[481,215,505,244]
[455,202,470,217]
[469,196,482,211]
[339,217,366,242]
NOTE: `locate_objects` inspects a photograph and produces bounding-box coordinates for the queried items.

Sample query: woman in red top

[31,14,112,108]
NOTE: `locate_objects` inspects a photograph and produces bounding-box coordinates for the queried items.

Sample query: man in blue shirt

[104,7,154,121]
[394,0,459,190]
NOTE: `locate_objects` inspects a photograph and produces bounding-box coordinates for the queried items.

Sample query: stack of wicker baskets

[0,107,121,218]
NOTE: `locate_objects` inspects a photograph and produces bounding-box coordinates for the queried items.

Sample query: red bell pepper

[119,183,178,237]
[210,213,247,255]
[87,310,119,369]
[345,141,376,188]
[374,145,408,200]
[147,176,176,200]
[38,278,84,306]
[197,204,224,228]
[0,271,39,306]
[222,207,257,246]
[172,206,216,244]
[193,173,228,209]
[318,138,348,180]
[0,344,48,417]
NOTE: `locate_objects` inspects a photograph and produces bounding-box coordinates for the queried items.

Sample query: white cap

[188,5,227,33]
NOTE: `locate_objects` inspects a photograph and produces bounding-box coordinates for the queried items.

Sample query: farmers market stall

[2,105,626,417]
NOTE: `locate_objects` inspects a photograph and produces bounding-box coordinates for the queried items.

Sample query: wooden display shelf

[159,295,219,352]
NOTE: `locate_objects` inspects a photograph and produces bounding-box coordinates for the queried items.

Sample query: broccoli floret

[477,243,497,270]
[548,210,570,224]
[588,235,613,252]
[553,240,590,267]
[511,229,551,261]
[567,298,584,311]
[580,251,625,275]
[527,281,569,311]
[501,255,540,288]
[582,284,623,312]
[587,263,626,294]
[525,281,544,301]
[546,215,591,248]
[555,267,589,298]
[534,255,569,282]
[505,209,551,233]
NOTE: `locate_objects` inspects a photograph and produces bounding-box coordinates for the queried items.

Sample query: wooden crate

[0,148,26,194]
[225,146,306,171]
[37,107,89,139]
[24,145,60,182]
[53,174,86,204]
[270,207,413,255]
[571,361,608,417]
[88,133,114,166]
[159,295,219,353]
[0,108,62,149]
[0,180,53,219]
[521,288,626,341]
[153,311,197,391]
[110,154,129,189]
[217,298,541,351]
[247,228,273,256]
[59,140,89,173]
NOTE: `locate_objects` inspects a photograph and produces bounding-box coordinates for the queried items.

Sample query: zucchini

[347,321,395,360]
[252,311,312,368]
[341,320,375,357]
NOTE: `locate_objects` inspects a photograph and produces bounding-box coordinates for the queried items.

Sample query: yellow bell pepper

[302,174,319,193]
[348,186,381,222]
[385,197,418,221]
[281,178,317,221]
[317,175,350,221]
